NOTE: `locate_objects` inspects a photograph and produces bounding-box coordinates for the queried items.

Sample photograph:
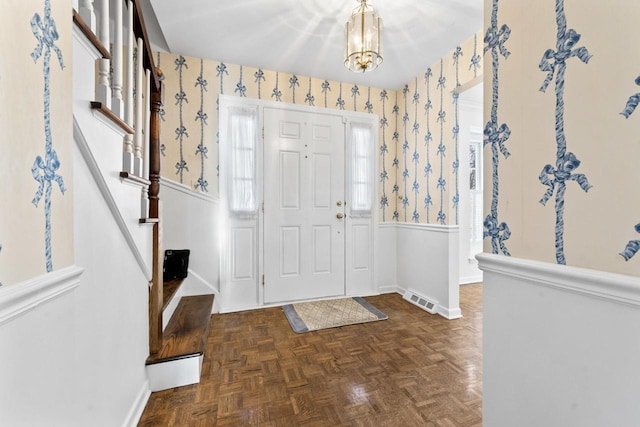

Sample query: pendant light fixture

[344,0,383,73]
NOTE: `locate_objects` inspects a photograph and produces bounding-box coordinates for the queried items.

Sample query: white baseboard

[185,269,219,297]
[122,380,151,427]
[438,306,463,320]
[378,285,405,295]
[459,274,483,285]
[0,265,84,326]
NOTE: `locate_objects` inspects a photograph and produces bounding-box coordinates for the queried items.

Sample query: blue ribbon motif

[31,0,65,272]
[216,62,228,93]
[484,215,512,256]
[380,196,389,208]
[31,7,63,68]
[469,34,482,78]
[538,153,592,205]
[621,223,640,261]
[195,110,208,125]
[254,69,265,98]
[234,82,247,97]
[32,150,66,206]
[620,76,640,119]
[538,29,591,92]
[305,92,315,106]
[484,24,511,59]
[195,76,208,91]
[482,0,512,256]
[483,121,511,158]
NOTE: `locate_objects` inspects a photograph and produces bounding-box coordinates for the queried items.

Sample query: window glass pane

[349,123,374,216]
[227,107,258,217]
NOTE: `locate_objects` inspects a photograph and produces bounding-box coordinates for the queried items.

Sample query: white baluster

[78,0,96,32]
[144,69,151,180]
[122,0,134,173]
[111,0,123,117]
[133,37,144,177]
[96,0,111,108]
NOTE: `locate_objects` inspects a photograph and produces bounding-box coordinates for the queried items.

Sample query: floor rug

[282,297,388,333]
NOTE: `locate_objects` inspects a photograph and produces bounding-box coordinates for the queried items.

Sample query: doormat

[282,297,388,333]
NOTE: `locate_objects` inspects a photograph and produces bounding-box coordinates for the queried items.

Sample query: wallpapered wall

[485,0,640,277]
[396,31,483,225]
[157,31,483,225]
[0,0,74,286]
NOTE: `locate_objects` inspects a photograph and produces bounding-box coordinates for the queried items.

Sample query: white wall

[0,141,152,427]
[161,178,220,298]
[479,253,640,427]
[396,223,461,319]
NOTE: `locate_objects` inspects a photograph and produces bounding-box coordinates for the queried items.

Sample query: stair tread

[162,279,184,310]
[147,294,214,365]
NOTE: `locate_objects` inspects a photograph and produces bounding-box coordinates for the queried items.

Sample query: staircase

[146,278,214,391]
[72,0,214,393]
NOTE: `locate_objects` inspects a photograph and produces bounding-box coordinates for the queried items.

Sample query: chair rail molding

[477,253,640,306]
[0,265,84,326]
[160,177,220,204]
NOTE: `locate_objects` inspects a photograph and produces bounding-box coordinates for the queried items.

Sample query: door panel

[280,151,300,209]
[264,108,345,303]
[312,154,331,208]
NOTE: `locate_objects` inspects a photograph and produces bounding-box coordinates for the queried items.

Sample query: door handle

[336,200,343,206]
[336,213,344,219]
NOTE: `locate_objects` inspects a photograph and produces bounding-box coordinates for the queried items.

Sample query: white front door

[263,108,346,303]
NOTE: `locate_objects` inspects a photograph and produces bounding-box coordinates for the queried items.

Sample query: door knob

[336,213,344,219]
[336,200,343,206]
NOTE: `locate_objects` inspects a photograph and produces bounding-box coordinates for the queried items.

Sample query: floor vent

[403,289,438,314]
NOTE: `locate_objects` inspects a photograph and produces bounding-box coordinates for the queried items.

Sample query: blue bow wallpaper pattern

[157,30,482,224]
[31,0,66,273]
[483,0,511,255]
[537,0,592,265]
[620,76,640,261]
[3,0,73,286]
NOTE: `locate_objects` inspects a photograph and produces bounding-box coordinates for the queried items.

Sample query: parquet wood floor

[139,284,482,426]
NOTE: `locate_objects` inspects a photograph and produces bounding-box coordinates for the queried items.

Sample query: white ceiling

[146,0,483,90]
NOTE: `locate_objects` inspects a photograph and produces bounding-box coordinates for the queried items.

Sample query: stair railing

[76,0,164,355]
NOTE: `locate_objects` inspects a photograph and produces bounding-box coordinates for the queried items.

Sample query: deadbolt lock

[336,200,343,206]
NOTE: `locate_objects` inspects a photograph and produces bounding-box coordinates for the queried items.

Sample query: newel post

[148,69,162,219]
[148,68,163,355]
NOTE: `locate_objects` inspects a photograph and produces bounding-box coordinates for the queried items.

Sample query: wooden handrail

[72,10,111,59]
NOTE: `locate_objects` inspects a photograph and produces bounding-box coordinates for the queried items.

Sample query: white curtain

[227,107,258,217]
[349,122,374,217]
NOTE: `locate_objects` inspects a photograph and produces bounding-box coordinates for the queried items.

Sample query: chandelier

[344,0,383,73]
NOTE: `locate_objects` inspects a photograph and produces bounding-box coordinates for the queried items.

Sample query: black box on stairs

[163,249,190,281]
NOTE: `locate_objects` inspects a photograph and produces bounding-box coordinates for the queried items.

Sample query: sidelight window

[348,122,375,217]
[227,106,258,217]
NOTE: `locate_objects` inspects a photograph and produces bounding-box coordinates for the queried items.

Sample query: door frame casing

[219,95,378,312]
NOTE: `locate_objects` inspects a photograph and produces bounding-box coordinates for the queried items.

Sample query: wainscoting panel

[376,223,398,293]
[161,178,220,295]
[396,223,461,319]
[478,253,640,427]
